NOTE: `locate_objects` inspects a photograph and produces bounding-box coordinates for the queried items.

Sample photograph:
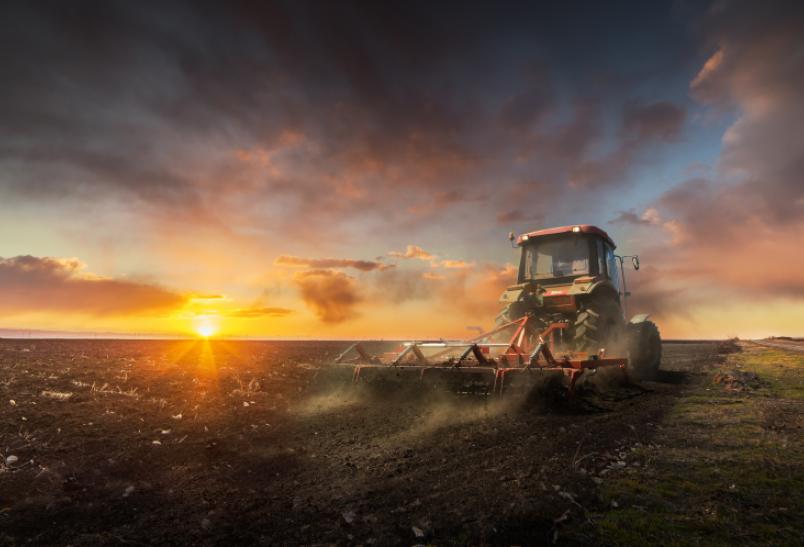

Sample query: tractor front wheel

[627,321,662,380]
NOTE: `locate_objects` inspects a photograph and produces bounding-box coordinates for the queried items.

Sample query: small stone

[123,485,135,497]
[9,400,15,406]
[201,518,212,530]
[342,510,356,524]
[5,455,18,465]
[412,526,425,538]
[592,477,604,485]
[152,440,162,446]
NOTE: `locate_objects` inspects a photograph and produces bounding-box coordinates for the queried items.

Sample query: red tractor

[498,224,661,380]
[320,224,661,397]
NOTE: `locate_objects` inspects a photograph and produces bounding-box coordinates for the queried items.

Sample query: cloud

[610,207,662,226]
[625,265,689,322]
[388,245,435,260]
[293,269,362,323]
[631,3,804,301]
[439,260,475,269]
[275,255,392,272]
[621,101,686,141]
[496,209,544,225]
[0,256,185,315]
[372,268,437,303]
[0,1,699,244]
[568,100,686,189]
[227,306,293,318]
[190,293,226,300]
[434,263,517,319]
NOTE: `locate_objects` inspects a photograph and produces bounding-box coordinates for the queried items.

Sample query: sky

[1,0,803,339]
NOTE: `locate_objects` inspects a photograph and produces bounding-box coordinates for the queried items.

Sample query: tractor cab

[514,224,620,287]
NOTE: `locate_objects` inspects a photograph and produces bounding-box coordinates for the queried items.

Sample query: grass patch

[595,343,804,546]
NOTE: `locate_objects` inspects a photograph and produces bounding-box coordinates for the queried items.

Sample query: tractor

[315,224,661,397]
[498,224,661,380]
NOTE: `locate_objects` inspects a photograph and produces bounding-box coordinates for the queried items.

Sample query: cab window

[596,239,606,276]
[523,237,589,280]
[606,245,621,293]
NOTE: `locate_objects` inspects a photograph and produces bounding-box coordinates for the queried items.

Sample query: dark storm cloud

[0,256,185,315]
[0,0,697,236]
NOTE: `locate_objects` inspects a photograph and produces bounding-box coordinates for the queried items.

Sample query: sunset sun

[196,324,217,338]
[194,316,220,338]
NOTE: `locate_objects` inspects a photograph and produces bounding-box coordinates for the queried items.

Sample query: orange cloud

[433,263,517,319]
[0,256,185,315]
[293,269,362,323]
[275,255,393,272]
[388,245,435,260]
[440,259,475,269]
[227,306,294,318]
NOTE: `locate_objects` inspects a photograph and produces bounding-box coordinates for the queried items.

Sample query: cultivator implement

[313,316,629,398]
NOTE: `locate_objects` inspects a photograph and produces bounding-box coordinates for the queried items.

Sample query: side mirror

[508,231,518,248]
[632,256,640,270]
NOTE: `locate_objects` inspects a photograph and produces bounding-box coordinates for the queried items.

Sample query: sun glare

[193,315,220,338]
[196,324,217,338]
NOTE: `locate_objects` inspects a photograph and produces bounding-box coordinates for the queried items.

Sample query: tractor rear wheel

[627,321,662,380]
[573,296,624,354]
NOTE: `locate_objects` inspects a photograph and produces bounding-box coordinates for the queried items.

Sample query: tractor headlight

[572,226,581,233]
[521,235,529,241]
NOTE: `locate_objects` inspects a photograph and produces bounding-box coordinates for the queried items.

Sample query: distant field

[0,339,801,545]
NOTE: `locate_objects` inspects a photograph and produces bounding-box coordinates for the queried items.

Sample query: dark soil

[0,339,722,545]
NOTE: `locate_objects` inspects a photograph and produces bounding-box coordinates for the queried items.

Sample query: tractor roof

[517,224,616,248]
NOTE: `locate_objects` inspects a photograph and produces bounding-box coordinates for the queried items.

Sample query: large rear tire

[573,296,624,354]
[627,321,661,380]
